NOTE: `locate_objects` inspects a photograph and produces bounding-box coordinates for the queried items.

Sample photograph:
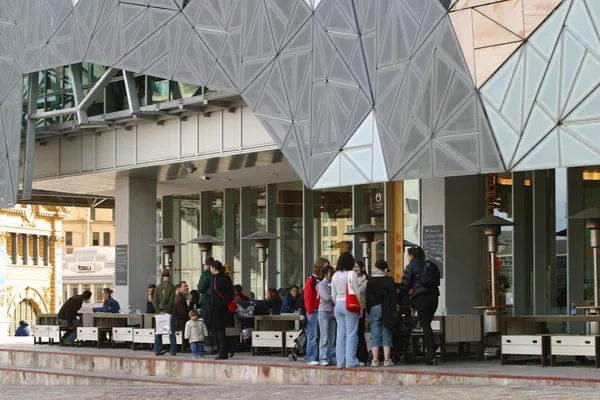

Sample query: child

[185,310,209,358]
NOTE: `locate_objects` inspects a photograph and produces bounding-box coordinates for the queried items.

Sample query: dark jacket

[197,268,213,318]
[281,293,302,314]
[366,273,396,310]
[92,297,120,313]
[173,293,190,331]
[399,260,440,300]
[58,295,85,322]
[146,300,156,314]
[15,321,30,336]
[153,280,176,314]
[205,272,234,330]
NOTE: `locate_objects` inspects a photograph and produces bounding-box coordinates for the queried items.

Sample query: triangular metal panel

[560,125,600,167]
[433,139,477,176]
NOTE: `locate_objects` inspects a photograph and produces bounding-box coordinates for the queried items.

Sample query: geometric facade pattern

[480,0,600,171]
[450,0,562,87]
[0,0,597,206]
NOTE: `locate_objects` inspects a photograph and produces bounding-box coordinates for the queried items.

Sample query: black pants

[357,309,368,363]
[414,294,439,361]
[215,328,232,358]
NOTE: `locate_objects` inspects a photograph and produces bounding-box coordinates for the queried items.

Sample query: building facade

[0,0,597,320]
[62,247,115,306]
[63,207,115,254]
[0,205,67,337]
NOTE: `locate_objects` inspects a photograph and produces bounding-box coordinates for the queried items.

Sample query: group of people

[302,246,440,368]
[151,257,236,360]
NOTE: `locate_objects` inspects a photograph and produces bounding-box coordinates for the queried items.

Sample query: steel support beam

[22,71,40,200]
[123,71,140,114]
[78,68,119,110]
[70,63,88,124]
[30,107,78,120]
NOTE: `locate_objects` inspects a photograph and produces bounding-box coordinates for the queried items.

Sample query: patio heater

[242,231,281,299]
[468,216,514,333]
[345,224,388,275]
[570,207,600,334]
[150,238,186,275]
[188,235,224,266]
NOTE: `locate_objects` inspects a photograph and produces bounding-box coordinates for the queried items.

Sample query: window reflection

[314,187,353,264]
[276,182,303,290]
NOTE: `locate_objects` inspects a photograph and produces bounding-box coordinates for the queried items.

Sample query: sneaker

[320,361,329,367]
[192,355,199,359]
[307,361,320,366]
[199,355,205,358]
[383,360,394,367]
[427,359,438,366]
[370,360,379,367]
[358,362,365,367]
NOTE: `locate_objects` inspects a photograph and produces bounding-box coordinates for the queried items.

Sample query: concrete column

[567,167,585,332]
[352,185,364,262]
[199,192,211,236]
[90,284,95,302]
[33,235,40,265]
[384,182,396,277]
[303,187,314,279]
[512,172,527,316]
[266,184,278,290]
[22,234,29,265]
[115,175,157,312]
[161,196,181,282]
[11,233,17,265]
[223,189,235,270]
[533,170,553,315]
[443,176,486,315]
[240,187,252,295]
[43,236,50,266]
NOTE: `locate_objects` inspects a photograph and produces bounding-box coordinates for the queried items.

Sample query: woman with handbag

[206,260,236,360]
[330,252,364,369]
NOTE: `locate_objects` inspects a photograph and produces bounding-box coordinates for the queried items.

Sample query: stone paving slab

[1,384,599,399]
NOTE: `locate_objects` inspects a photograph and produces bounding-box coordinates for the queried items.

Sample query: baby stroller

[287,318,308,361]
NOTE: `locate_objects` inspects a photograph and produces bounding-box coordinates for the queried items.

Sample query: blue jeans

[334,302,360,368]
[368,304,392,347]
[190,341,205,357]
[318,311,336,364]
[58,318,80,343]
[306,312,319,362]
[154,314,177,355]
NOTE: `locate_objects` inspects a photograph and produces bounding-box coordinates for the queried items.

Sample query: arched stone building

[0,205,67,337]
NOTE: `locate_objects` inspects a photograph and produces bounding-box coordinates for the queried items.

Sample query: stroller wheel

[391,353,399,364]
[288,354,294,361]
[291,354,298,361]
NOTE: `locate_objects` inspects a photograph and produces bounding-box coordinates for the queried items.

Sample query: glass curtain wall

[210,191,225,263]
[314,187,353,266]
[276,183,304,290]
[583,167,600,305]
[403,180,420,267]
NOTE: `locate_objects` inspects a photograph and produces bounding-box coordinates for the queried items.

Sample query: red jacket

[304,275,320,315]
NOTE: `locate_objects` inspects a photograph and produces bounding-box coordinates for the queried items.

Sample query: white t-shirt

[330,270,363,309]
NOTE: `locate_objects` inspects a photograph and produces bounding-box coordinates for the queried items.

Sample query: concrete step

[0,365,208,386]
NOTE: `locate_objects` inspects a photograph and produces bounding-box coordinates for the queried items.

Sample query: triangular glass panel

[471,10,522,49]
[344,111,374,149]
[436,94,477,136]
[435,72,473,133]
[282,125,308,182]
[376,63,407,125]
[483,100,519,164]
[432,52,455,129]
[562,51,600,119]
[293,120,311,173]
[559,126,600,168]
[374,112,401,174]
[343,91,372,146]
[512,104,556,168]
[480,46,522,111]
[513,128,558,171]
[341,152,370,185]
[313,152,340,189]
[529,1,568,59]
[522,44,548,130]
[256,115,292,146]
[565,85,600,123]
[372,122,389,182]
[500,53,525,133]
[433,140,476,176]
[436,133,479,172]
[395,142,433,180]
[477,98,505,172]
[562,122,600,151]
[449,10,476,85]
[400,119,430,166]
[344,147,373,181]
[565,0,600,59]
[559,29,587,114]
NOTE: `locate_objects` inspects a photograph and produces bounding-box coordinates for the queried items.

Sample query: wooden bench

[550,335,600,368]
[501,335,550,366]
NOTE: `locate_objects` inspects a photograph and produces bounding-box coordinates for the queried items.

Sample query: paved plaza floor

[1,384,599,400]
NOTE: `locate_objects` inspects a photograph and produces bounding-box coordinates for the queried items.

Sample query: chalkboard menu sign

[422,225,444,278]
[115,244,128,286]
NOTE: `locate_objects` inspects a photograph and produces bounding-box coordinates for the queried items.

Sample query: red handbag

[214,279,238,313]
[346,272,361,313]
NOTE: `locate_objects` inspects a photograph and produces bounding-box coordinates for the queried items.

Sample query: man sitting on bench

[58,290,92,345]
